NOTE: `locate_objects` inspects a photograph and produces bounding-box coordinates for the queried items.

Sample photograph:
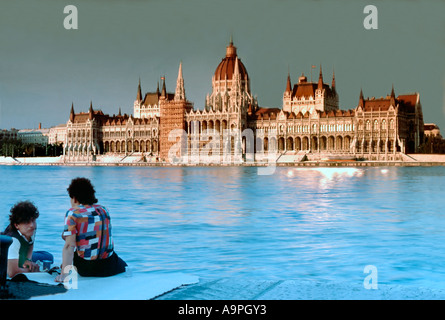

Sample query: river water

[1,165,444,290]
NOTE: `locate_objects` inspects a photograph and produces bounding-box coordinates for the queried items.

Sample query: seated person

[56,177,127,282]
[2,201,53,278]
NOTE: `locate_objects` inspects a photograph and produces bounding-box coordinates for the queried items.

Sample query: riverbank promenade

[1,153,445,167]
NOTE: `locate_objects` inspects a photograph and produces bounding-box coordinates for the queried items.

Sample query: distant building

[0,128,19,141]
[353,88,424,157]
[62,39,426,162]
[64,99,163,161]
[18,123,50,146]
[48,124,67,145]
[419,123,445,154]
[424,123,441,138]
[64,102,107,160]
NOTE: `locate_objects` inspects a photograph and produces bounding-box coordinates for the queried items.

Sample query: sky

[0,0,444,130]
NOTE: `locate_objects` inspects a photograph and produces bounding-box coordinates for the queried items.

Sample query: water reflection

[1,166,445,288]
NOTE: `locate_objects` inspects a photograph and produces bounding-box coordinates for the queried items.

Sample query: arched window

[389,119,395,130]
[373,120,379,131]
[366,120,371,131]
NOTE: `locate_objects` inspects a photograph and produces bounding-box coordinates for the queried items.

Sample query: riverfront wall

[1,154,445,167]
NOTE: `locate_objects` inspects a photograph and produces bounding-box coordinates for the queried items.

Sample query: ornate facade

[63,39,425,163]
[65,101,161,162]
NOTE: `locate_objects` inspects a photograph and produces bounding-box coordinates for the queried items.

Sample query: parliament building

[63,40,425,163]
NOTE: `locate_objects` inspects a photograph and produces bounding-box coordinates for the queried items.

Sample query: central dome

[214,41,249,81]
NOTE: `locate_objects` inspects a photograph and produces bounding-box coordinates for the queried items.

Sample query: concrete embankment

[1,155,445,167]
[154,277,445,300]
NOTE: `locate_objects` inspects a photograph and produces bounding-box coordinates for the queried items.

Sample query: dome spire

[213,38,249,94]
[226,38,237,58]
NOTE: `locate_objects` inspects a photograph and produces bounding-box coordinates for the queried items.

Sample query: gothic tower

[159,62,193,161]
[282,65,339,114]
[174,62,186,101]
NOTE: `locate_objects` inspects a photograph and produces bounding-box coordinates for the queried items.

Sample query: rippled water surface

[1,165,445,288]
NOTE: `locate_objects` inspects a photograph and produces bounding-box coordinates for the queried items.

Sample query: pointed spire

[88,101,94,120]
[69,102,75,122]
[359,88,364,107]
[317,64,323,89]
[161,76,166,98]
[118,107,122,116]
[285,72,292,93]
[175,61,186,101]
[178,61,183,78]
[156,81,160,96]
[332,68,336,90]
[137,78,142,102]
[231,57,241,93]
[390,84,396,106]
[233,57,240,79]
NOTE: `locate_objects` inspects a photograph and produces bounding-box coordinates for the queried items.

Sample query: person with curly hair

[56,177,127,282]
[2,201,53,278]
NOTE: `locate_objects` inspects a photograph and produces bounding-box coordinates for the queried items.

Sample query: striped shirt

[63,204,114,260]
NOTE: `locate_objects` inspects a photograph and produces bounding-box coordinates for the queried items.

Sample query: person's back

[64,203,114,260]
[56,177,126,282]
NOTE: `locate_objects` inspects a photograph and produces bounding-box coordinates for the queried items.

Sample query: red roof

[291,78,335,99]
[361,93,418,112]
[397,94,418,113]
[250,107,281,120]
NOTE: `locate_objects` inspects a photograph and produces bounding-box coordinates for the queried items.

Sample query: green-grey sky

[0,0,444,130]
